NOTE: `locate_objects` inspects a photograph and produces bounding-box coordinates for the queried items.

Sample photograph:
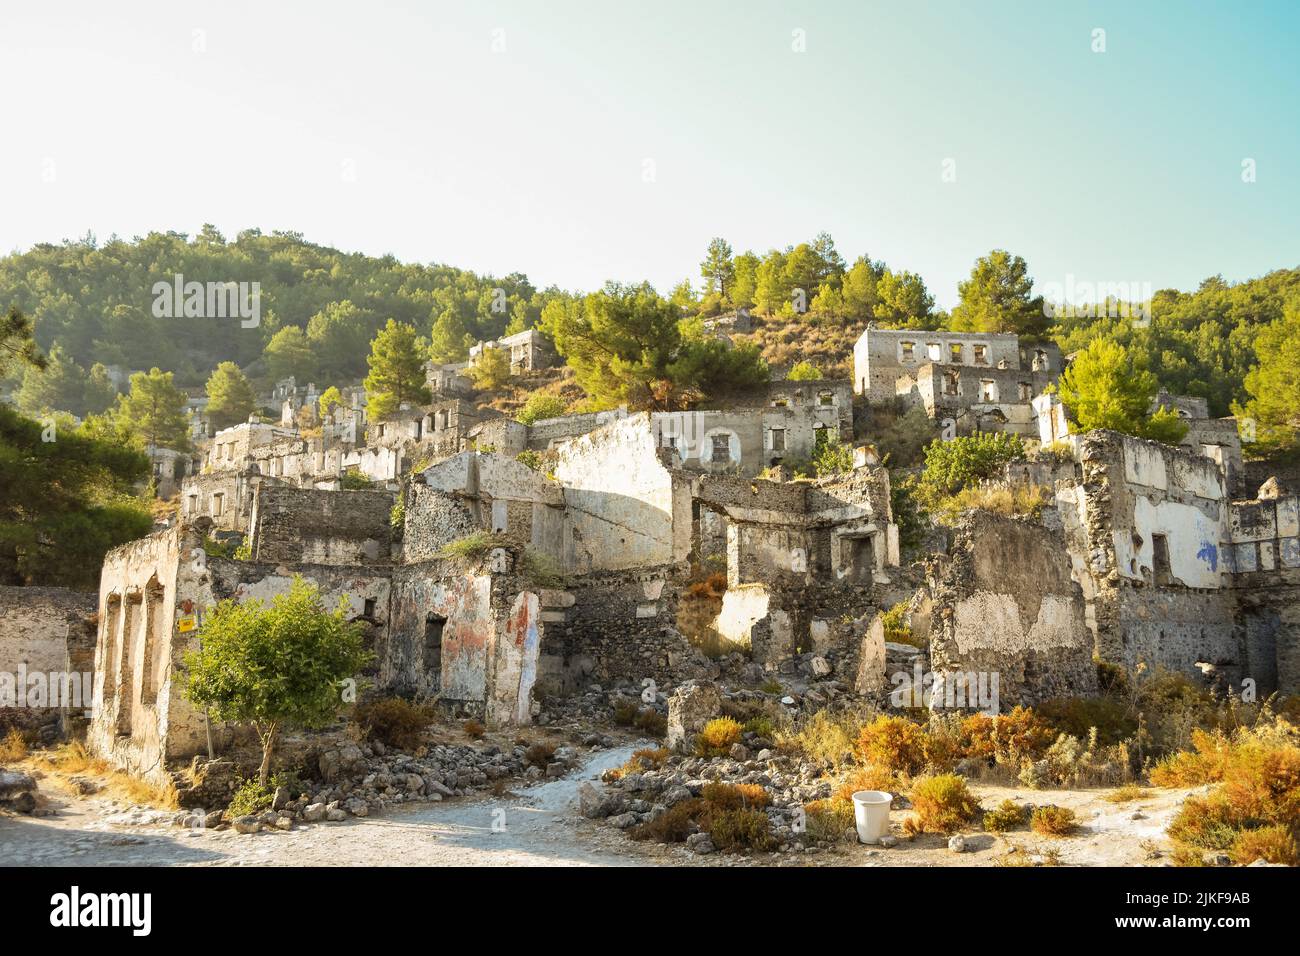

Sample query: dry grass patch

[905,773,979,835]
[695,717,743,757]
[1103,784,1152,803]
[26,741,178,809]
[1155,721,1300,865]
[1030,805,1078,837]
[0,727,30,761]
[857,714,928,776]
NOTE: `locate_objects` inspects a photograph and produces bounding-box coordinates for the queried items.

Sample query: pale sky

[2,0,1297,307]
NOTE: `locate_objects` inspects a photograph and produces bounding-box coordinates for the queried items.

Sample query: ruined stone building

[468,328,556,372]
[855,328,1062,437]
[468,381,854,479]
[87,410,902,785]
[919,429,1299,710]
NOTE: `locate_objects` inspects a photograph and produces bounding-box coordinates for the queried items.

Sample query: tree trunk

[257,722,278,788]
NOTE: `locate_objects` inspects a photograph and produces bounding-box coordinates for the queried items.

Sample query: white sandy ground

[0,744,1202,868]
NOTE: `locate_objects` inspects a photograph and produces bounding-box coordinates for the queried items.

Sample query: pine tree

[117,367,191,450]
[205,361,259,430]
[428,309,475,364]
[364,319,432,418]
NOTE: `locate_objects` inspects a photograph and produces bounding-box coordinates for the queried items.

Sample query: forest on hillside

[2,228,1298,444]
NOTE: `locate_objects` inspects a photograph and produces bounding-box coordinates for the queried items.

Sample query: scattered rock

[686,832,716,854]
[578,782,622,819]
[666,680,722,752]
[232,815,260,835]
[948,834,967,853]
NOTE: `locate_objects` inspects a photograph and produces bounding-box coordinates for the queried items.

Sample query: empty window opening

[1152,534,1173,586]
[710,434,731,463]
[943,370,960,396]
[900,342,915,361]
[927,342,942,361]
[141,582,164,706]
[979,379,997,402]
[212,493,224,517]
[103,595,122,701]
[118,594,142,736]
[423,614,446,681]
[363,597,377,618]
[949,343,964,363]
[973,344,988,365]
[1018,382,1032,401]
[771,428,786,453]
[818,391,834,407]
[1034,349,1050,371]
[841,536,875,583]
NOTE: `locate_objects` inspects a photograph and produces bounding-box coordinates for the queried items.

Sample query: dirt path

[0,745,643,867]
[0,749,1195,867]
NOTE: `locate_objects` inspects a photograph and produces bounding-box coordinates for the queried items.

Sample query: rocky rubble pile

[177,738,588,835]
[0,767,38,814]
[584,734,838,855]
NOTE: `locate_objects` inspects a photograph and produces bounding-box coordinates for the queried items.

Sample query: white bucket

[851,790,893,844]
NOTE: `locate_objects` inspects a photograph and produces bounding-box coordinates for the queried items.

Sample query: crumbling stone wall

[248,485,394,565]
[1060,430,1239,683]
[926,511,1097,709]
[553,416,693,572]
[403,484,481,562]
[539,567,709,693]
[1227,494,1300,694]
[89,523,394,785]
[0,587,97,739]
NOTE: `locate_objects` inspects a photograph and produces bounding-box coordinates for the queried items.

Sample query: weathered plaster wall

[0,587,97,719]
[1065,431,1239,681]
[926,512,1097,708]
[552,415,692,572]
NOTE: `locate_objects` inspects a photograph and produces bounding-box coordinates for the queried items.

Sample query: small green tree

[787,361,823,381]
[428,308,475,364]
[364,319,432,418]
[469,345,512,391]
[1058,338,1189,443]
[700,238,736,301]
[263,325,317,382]
[318,385,344,419]
[950,249,1047,338]
[917,432,1026,504]
[516,393,566,425]
[117,367,191,450]
[205,361,259,430]
[811,433,854,477]
[183,577,371,787]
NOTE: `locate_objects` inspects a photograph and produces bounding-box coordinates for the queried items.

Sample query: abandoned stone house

[855,328,1062,438]
[918,429,1300,710]
[853,328,1062,402]
[468,328,555,372]
[466,381,853,479]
